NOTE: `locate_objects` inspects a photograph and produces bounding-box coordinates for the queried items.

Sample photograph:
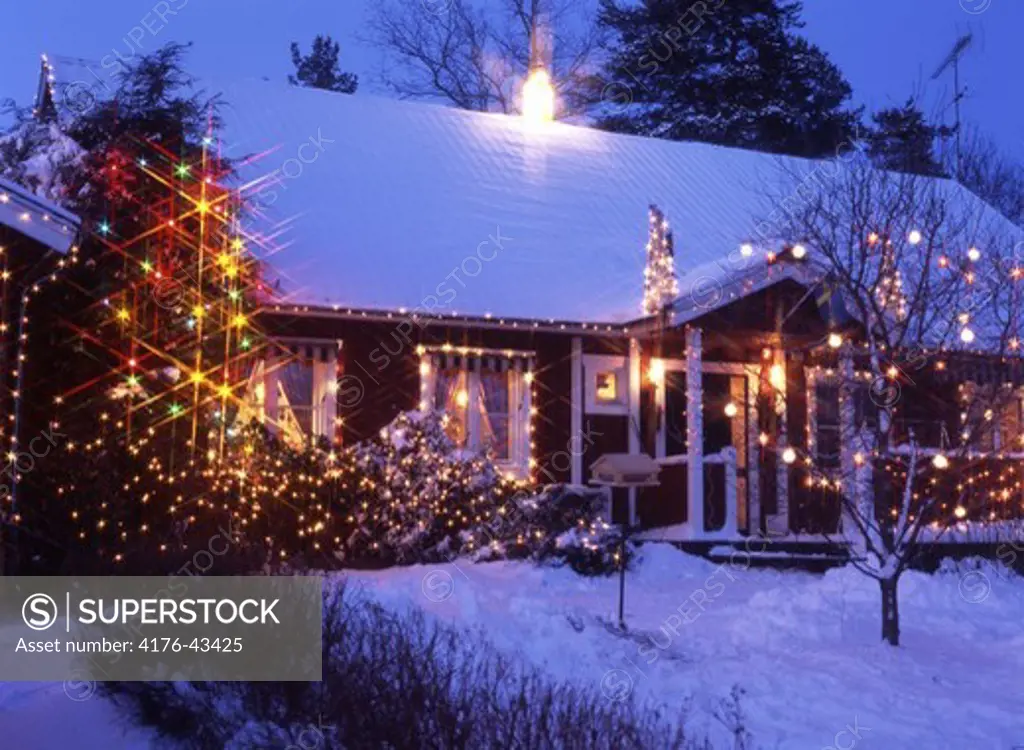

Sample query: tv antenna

[931,32,973,179]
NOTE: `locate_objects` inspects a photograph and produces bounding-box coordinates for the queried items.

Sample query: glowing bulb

[739,243,754,257]
[724,402,738,418]
[827,332,843,349]
[960,327,975,344]
[908,230,922,245]
[782,447,797,464]
[758,432,769,446]
[932,454,949,470]
[791,244,807,259]
[522,68,555,123]
[648,358,665,384]
[455,390,469,408]
[967,247,981,262]
[954,505,967,519]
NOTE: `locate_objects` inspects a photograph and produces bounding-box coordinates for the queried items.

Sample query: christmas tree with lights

[10,44,268,572]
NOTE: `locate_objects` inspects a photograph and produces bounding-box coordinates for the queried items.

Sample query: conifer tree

[289,35,359,94]
[867,98,948,176]
[592,0,860,158]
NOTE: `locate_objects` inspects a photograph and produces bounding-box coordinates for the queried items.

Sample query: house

[189,79,1024,541]
[0,176,80,567]
[0,175,80,427]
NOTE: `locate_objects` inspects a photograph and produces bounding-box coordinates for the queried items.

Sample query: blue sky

[1,0,1020,157]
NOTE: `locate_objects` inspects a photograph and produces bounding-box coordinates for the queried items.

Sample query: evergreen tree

[289,35,359,94]
[10,44,265,573]
[591,0,860,158]
[867,99,948,176]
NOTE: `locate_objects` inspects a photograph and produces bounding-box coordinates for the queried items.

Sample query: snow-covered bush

[102,584,703,749]
[19,410,620,575]
[0,116,86,204]
[212,411,624,573]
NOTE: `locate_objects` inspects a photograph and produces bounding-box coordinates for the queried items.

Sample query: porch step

[665,540,850,572]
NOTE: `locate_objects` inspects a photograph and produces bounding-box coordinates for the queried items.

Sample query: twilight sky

[0,0,1020,157]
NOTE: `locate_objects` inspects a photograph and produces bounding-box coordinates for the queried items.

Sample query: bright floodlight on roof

[522,68,555,123]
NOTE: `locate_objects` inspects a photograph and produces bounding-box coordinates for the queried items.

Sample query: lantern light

[522,68,555,123]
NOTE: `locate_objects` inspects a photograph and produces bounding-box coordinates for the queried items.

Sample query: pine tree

[11,44,265,572]
[289,35,359,94]
[867,99,948,176]
[591,0,860,158]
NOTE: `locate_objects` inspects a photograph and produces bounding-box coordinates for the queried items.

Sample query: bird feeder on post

[589,453,661,630]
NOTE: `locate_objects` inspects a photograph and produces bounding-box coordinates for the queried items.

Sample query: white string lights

[642,205,680,316]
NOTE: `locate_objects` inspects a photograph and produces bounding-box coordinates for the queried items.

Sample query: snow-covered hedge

[102,585,700,749]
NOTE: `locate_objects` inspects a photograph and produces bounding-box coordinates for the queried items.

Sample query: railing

[641,449,739,538]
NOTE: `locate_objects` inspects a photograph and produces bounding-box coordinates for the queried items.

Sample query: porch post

[767,348,789,534]
[722,446,738,537]
[839,344,857,534]
[263,348,280,436]
[686,327,704,536]
[627,338,641,525]
[570,337,583,485]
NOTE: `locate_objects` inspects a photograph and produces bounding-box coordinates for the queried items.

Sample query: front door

[702,367,756,534]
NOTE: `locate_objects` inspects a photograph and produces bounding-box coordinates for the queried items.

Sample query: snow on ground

[345,545,1024,749]
[1,546,1021,749]
[0,681,154,749]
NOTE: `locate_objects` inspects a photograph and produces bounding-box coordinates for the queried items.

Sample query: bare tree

[771,157,1024,645]
[953,125,1024,228]
[364,0,601,116]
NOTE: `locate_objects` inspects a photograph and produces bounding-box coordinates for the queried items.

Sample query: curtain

[281,356,315,439]
[434,369,467,446]
[478,369,510,459]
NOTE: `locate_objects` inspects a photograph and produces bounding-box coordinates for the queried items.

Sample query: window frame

[422,351,532,477]
[583,354,629,415]
[257,341,339,448]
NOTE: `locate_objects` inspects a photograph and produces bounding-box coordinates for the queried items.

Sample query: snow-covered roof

[218,78,1017,325]
[0,175,80,253]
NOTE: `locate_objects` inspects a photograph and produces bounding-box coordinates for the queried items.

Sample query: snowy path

[346,546,1024,749]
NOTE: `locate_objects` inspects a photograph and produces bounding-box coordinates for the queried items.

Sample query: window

[961,383,1024,452]
[281,357,316,438]
[479,369,511,460]
[425,356,530,472]
[814,383,841,469]
[595,371,619,404]
[434,368,469,446]
[252,343,338,448]
[810,376,880,468]
[583,355,629,415]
